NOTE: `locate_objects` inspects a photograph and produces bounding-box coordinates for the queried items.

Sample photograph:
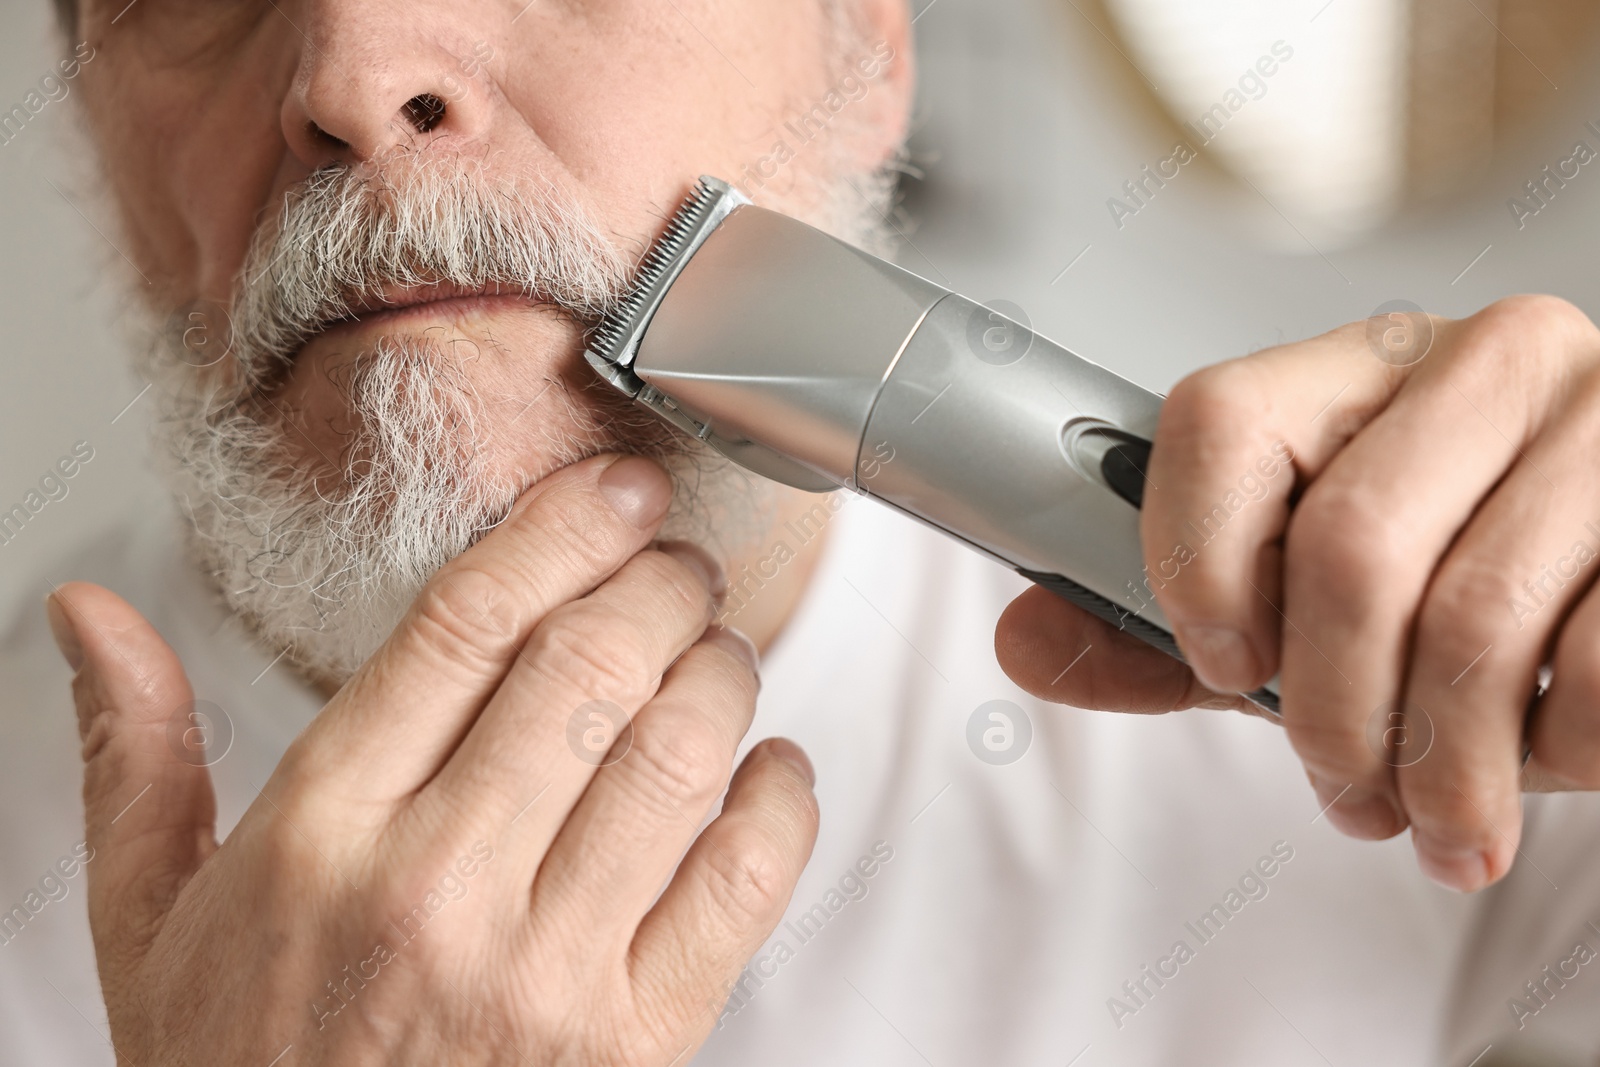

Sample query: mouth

[314,282,540,338]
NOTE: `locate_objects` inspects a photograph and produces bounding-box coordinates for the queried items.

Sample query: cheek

[169,46,300,302]
[501,1,833,241]
[79,26,297,306]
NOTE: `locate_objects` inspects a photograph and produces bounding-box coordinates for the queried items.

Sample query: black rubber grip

[1017,567,1281,718]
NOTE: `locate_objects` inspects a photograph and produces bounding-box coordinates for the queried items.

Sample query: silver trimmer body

[586,178,1280,716]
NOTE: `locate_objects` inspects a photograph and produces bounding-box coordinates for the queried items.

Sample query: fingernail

[1179,625,1261,691]
[657,541,728,607]
[44,594,84,671]
[705,624,760,675]
[1307,774,1405,840]
[598,455,673,528]
[766,737,815,787]
[1413,835,1491,893]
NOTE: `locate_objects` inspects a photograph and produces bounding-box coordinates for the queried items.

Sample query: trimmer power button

[1100,436,1152,509]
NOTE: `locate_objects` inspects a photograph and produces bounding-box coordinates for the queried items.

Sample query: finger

[994,586,1247,713]
[531,627,760,947]
[420,540,723,851]
[302,453,675,795]
[1144,322,1405,693]
[1531,575,1600,790]
[628,739,818,1043]
[47,583,218,972]
[1282,298,1594,843]
[1401,369,1600,888]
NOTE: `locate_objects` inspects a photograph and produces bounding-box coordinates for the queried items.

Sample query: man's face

[69,0,913,683]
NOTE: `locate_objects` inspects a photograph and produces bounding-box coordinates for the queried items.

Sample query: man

[6,0,1600,1064]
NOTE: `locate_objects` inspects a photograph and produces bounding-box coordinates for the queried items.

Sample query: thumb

[995,585,1249,714]
[47,582,218,971]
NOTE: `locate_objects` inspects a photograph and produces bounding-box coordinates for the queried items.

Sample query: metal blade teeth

[590,178,725,365]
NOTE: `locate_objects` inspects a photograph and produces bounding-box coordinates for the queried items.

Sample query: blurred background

[0,1,165,623]
[3,0,1600,1059]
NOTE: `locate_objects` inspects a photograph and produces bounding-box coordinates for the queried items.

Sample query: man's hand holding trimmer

[998,295,1600,892]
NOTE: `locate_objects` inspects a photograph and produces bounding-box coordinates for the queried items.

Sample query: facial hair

[138,148,898,688]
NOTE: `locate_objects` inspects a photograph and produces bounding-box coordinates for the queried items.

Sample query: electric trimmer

[584,177,1281,716]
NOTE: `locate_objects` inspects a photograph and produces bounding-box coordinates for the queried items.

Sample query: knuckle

[254,797,328,872]
[624,716,729,809]
[1458,295,1598,380]
[1161,361,1270,451]
[411,566,525,660]
[1486,294,1595,342]
[79,733,132,824]
[121,669,169,715]
[1146,361,1284,604]
[271,735,345,808]
[1285,483,1409,626]
[72,676,116,763]
[631,549,713,616]
[528,605,658,701]
[1415,554,1518,660]
[700,644,760,704]
[378,838,487,925]
[699,823,791,926]
[1281,717,1373,780]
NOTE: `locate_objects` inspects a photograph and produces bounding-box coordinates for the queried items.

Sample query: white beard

[140,154,898,687]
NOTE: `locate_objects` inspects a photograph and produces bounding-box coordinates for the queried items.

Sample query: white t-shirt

[2,494,1599,1066]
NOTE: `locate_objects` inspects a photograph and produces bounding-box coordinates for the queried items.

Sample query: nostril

[306,120,349,151]
[402,93,447,134]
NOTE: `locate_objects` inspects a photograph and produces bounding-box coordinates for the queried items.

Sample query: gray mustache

[225,157,629,390]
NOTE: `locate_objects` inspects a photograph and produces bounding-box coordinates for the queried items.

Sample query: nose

[280,6,494,168]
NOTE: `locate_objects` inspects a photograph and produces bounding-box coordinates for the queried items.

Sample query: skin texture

[48,0,1600,1057]
[54,0,913,1062]
[996,296,1600,893]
